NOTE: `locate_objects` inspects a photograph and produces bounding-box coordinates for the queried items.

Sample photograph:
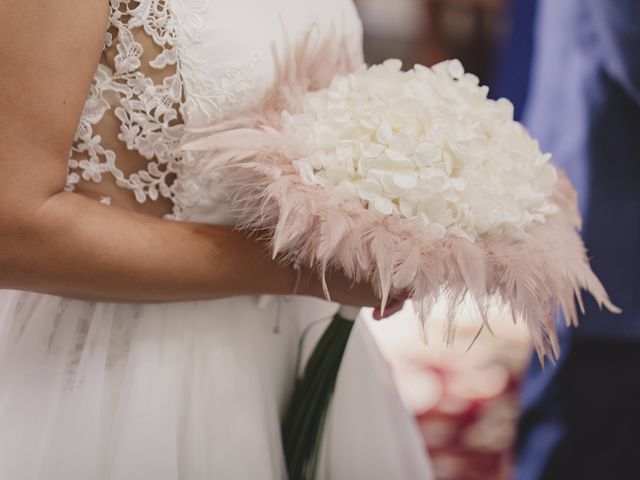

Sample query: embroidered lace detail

[67,0,259,218]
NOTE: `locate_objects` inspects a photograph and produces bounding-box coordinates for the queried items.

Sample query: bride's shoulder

[0,0,109,146]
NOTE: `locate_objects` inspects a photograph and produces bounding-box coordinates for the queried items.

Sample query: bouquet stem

[282,305,360,480]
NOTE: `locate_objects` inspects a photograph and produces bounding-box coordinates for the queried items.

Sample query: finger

[372,298,406,320]
[373,305,400,320]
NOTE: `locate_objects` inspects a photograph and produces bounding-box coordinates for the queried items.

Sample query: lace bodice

[67,0,264,219]
[68,0,362,221]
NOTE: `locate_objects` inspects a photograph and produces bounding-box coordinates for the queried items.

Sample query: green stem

[282,312,355,480]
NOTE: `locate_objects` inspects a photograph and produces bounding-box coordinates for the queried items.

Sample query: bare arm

[5,192,304,302]
[0,0,394,309]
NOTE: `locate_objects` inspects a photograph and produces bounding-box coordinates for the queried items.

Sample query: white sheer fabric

[0,1,433,478]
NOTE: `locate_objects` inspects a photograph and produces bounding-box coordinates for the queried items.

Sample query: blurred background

[353,1,536,478]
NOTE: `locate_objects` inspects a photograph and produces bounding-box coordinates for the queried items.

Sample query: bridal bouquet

[185,36,617,479]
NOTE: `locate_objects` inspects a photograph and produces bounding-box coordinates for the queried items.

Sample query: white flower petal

[386,149,409,163]
[419,168,444,180]
[447,59,465,80]
[362,143,385,158]
[357,178,383,201]
[382,58,403,72]
[393,173,418,189]
[373,196,395,215]
[376,122,393,144]
[390,134,416,156]
[343,155,353,176]
[336,145,353,162]
[415,142,442,166]
[449,178,467,191]
[443,151,454,175]
[399,197,416,218]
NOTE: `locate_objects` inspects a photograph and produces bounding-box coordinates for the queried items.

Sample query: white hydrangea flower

[283,59,558,241]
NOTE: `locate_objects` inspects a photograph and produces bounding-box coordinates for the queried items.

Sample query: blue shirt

[516,2,640,478]
[524,0,640,338]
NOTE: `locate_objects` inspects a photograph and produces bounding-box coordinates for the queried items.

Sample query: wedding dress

[0,1,433,478]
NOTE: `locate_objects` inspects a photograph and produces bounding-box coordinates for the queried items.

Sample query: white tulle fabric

[0,292,301,479]
[0,0,433,479]
[317,318,434,479]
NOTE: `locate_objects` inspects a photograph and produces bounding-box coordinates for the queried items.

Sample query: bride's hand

[298,267,409,320]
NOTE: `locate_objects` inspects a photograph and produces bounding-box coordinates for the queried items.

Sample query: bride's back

[68,0,363,220]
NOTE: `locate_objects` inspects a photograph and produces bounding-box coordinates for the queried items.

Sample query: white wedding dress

[0,1,433,478]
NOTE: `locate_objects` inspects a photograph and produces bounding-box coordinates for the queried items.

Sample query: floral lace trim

[67,0,259,219]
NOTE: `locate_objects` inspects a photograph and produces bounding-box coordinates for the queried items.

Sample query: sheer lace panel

[67,0,187,218]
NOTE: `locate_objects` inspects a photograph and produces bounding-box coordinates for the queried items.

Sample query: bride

[0,0,433,478]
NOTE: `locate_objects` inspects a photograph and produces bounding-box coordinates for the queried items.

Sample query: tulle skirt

[0,289,433,479]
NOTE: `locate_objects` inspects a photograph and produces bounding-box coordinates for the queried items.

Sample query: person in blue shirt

[490,0,538,121]
[513,1,640,479]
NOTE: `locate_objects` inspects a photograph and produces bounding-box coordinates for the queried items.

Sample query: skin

[0,0,405,317]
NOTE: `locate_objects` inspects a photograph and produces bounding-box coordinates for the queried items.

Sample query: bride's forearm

[0,192,299,303]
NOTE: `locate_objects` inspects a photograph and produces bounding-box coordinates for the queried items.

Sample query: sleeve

[585,0,640,105]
